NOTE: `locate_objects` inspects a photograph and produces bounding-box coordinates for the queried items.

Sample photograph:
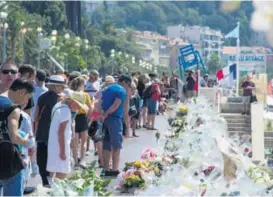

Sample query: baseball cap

[118,75,132,88]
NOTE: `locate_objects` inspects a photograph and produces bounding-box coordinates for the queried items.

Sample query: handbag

[129,97,138,117]
[129,105,137,117]
[89,121,105,142]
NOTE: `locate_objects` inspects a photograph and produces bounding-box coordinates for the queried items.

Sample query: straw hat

[68,92,88,111]
[46,75,66,86]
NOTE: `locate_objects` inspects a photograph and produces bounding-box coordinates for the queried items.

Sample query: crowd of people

[0,58,258,196]
[0,60,183,196]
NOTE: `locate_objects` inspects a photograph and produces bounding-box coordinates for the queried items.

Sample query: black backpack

[143,84,153,99]
[0,105,25,179]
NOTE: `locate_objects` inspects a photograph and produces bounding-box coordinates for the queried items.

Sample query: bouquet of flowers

[141,148,157,160]
[117,169,146,192]
[123,160,163,177]
[177,105,188,117]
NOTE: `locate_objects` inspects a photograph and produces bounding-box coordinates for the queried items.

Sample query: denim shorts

[0,171,23,196]
[139,99,144,109]
[146,99,157,115]
[103,116,123,150]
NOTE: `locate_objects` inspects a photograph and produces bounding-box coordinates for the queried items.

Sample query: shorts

[139,99,144,109]
[75,114,88,133]
[146,99,157,115]
[103,116,123,150]
[142,99,147,108]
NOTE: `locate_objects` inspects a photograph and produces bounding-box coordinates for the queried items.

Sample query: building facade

[167,25,223,61]
[222,46,273,74]
[134,31,170,67]
[169,38,201,71]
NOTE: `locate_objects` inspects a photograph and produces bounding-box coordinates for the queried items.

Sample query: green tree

[142,3,167,33]
[21,1,67,32]
[124,3,143,27]
[206,54,221,74]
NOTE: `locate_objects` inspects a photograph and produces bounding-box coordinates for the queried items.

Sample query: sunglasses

[1,69,18,75]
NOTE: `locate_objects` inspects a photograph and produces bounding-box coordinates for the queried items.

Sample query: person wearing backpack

[0,78,34,196]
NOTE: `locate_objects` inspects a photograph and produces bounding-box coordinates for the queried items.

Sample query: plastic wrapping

[127,96,273,196]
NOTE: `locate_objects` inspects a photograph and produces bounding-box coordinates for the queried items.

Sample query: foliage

[21,1,67,33]
[89,1,254,45]
[206,54,221,74]
[68,164,111,196]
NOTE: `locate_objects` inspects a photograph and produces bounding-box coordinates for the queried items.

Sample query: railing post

[251,102,265,163]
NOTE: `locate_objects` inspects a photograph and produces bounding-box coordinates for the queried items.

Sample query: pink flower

[122,171,131,179]
[141,148,157,160]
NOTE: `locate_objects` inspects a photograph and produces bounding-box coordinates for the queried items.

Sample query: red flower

[244,147,249,152]
[134,170,141,176]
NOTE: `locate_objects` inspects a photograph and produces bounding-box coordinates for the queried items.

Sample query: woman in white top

[47,92,88,180]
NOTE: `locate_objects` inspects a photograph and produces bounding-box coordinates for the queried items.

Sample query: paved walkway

[27,115,168,192]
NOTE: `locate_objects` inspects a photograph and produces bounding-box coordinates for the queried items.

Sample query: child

[129,83,141,137]
[88,99,104,168]
[19,111,36,194]
[47,92,88,180]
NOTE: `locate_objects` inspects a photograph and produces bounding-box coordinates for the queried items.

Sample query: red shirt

[151,83,160,101]
[91,111,102,121]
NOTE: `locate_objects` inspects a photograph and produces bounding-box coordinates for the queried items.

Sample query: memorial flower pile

[123,160,163,177]
[117,170,146,191]
[116,97,273,196]
[35,164,111,196]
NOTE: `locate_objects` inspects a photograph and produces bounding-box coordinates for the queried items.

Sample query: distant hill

[89,1,254,46]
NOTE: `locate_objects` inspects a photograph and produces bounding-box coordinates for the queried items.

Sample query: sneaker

[104,170,120,178]
[100,169,106,177]
[24,186,36,195]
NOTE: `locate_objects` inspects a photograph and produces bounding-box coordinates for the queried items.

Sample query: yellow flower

[178,106,188,113]
[133,161,142,168]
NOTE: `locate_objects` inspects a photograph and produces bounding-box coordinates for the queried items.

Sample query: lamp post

[84,39,89,65]
[37,27,42,69]
[2,22,8,62]
[64,33,70,71]
[110,49,115,74]
[20,22,26,63]
[51,30,57,44]
[0,11,8,62]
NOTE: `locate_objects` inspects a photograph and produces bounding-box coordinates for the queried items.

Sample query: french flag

[216,64,237,87]
[216,64,237,81]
